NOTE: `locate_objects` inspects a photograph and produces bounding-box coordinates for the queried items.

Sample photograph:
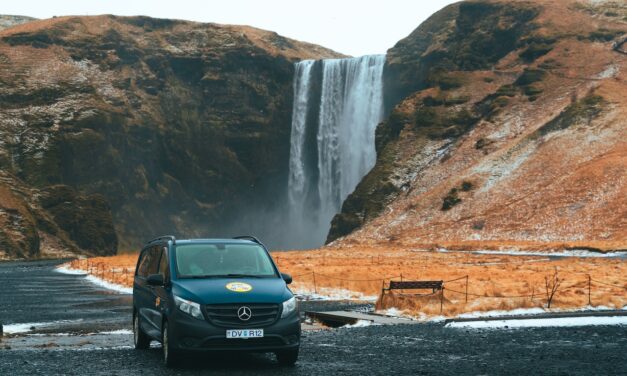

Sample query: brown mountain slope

[328,0,627,251]
[0,15,342,257]
[0,15,36,32]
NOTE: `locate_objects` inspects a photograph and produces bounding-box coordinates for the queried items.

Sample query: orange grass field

[67,246,627,318]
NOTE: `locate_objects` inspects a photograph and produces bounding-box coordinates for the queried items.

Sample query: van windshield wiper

[220,274,262,278]
[182,274,263,279]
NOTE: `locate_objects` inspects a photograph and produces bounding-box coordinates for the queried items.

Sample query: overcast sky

[3,0,458,56]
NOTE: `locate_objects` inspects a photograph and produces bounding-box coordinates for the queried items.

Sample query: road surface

[0,260,625,375]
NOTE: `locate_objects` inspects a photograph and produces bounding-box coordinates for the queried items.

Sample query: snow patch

[343,320,381,328]
[2,320,83,334]
[473,249,626,258]
[84,275,132,295]
[376,308,445,323]
[55,265,88,275]
[457,308,546,319]
[55,265,132,294]
[97,329,133,335]
[474,144,534,191]
[595,65,619,79]
[294,287,377,302]
[446,316,627,329]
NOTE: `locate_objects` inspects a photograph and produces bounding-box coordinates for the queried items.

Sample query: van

[132,235,300,367]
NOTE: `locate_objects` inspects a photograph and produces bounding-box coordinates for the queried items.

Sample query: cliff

[0,15,342,257]
[328,0,627,251]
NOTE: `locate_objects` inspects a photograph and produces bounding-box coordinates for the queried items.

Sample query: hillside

[0,15,36,32]
[0,15,342,258]
[328,0,627,251]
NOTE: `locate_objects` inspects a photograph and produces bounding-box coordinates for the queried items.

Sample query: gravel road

[1,260,625,375]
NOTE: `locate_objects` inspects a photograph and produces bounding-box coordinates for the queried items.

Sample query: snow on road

[446,315,627,329]
[2,320,84,334]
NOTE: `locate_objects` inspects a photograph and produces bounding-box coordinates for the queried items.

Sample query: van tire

[162,321,180,368]
[133,312,150,349]
[276,347,299,366]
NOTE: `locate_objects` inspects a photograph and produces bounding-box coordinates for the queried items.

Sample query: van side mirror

[147,273,165,286]
[281,273,292,285]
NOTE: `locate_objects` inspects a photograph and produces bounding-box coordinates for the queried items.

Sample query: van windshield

[175,243,278,278]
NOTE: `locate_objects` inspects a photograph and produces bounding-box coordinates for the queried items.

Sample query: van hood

[171,277,292,305]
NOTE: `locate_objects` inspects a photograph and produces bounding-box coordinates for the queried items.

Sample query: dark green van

[132,236,300,367]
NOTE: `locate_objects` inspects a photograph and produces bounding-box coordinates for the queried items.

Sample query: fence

[69,259,134,287]
[288,270,625,314]
[68,259,626,316]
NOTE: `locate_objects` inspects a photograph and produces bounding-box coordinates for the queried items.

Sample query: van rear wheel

[133,313,150,349]
[275,347,299,366]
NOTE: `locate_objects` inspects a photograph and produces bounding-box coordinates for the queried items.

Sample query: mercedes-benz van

[132,235,299,367]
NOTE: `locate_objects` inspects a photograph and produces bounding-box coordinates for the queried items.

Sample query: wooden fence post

[312,272,317,294]
[465,275,469,303]
[588,275,592,306]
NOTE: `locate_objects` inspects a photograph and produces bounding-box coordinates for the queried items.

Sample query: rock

[0,15,342,252]
[40,185,117,256]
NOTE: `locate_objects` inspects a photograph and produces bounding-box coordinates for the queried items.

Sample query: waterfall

[287,55,385,248]
[288,60,315,218]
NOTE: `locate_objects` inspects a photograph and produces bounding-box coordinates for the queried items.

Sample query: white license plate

[226,329,264,339]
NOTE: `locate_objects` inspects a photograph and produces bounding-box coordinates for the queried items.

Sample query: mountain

[0,15,342,258]
[328,0,627,251]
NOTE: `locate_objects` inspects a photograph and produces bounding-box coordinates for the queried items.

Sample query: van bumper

[168,310,301,352]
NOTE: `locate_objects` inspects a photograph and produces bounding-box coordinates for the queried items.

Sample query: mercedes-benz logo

[237,306,252,321]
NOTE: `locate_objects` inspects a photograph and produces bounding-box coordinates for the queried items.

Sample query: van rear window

[175,243,277,278]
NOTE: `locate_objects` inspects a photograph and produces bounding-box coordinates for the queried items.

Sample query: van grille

[204,303,280,328]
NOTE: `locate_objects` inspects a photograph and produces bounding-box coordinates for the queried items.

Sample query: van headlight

[281,296,297,318]
[174,295,203,320]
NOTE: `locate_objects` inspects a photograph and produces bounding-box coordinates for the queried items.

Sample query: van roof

[174,239,258,244]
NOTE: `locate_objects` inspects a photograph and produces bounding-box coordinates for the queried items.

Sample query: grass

[66,244,627,318]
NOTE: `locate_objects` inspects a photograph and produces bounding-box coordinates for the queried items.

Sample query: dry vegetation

[67,245,626,318]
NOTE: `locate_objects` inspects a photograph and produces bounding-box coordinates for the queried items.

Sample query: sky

[2,0,458,56]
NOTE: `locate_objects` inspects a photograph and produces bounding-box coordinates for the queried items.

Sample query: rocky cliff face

[0,171,116,260]
[328,0,627,251]
[0,15,341,257]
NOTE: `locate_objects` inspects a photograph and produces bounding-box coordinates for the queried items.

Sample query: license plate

[226,329,264,339]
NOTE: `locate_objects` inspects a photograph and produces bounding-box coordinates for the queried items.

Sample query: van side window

[158,246,169,278]
[137,249,150,277]
[138,246,162,277]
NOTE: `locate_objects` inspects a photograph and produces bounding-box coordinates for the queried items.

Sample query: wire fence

[69,259,626,315]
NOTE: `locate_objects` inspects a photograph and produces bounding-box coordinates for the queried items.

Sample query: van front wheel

[162,321,180,367]
[133,313,150,349]
[275,347,299,366]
